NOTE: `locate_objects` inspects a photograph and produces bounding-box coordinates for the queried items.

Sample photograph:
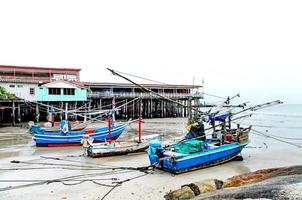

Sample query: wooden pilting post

[99,99,102,110]
[163,101,166,117]
[161,100,164,118]
[147,99,150,118]
[74,102,77,120]
[138,117,142,143]
[132,99,135,118]
[36,103,39,123]
[17,102,21,123]
[107,114,111,143]
[125,99,128,119]
[154,100,157,117]
[65,102,68,120]
[150,98,153,118]
[140,98,143,117]
[12,100,15,126]
[88,100,91,120]
[60,102,63,121]
[184,100,187,118]
[188,98,192,124]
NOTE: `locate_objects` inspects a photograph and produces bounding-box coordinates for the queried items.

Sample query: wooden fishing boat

[86,118,157,157]
[148,126,251,174]
[87,141,149,157]
[87,134,159,157]
[29,121,91,135]
[32,122,129,147]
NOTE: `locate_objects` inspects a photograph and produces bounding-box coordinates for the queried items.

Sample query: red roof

[0,65,81,72]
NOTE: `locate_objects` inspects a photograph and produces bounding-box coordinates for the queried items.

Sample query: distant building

[0,65,81,101]
[37,80,87,102]
[84,82,203,118]
[0,65,81,125]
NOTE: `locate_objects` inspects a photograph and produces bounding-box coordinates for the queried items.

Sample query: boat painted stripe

[33,124,128,138]
[33,129,124,141]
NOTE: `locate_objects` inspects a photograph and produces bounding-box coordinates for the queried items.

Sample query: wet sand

[0,117,302,200]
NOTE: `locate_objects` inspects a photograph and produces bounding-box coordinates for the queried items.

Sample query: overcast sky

[0,0,301,104]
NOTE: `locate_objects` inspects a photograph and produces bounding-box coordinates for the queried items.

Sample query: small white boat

[87,134,159,158]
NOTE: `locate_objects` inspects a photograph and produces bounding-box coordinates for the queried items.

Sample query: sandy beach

[1,108,302,200]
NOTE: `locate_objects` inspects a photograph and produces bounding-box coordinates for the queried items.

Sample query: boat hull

[33,123,128,147]
[160,142,248,174]
[87,142,149,157]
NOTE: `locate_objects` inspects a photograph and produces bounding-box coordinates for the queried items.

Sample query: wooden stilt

[108,114,111,144]
[36,103,39,123]
[88,100,91,120]
[99,99,102,110]
[17,102,21,124]
[188,97,192,124]
[140,98,142,117]
[65,102,68,120]
[74,101,77,120]
[138,117,142,143]
[132,99,135,118]
[12,100,15,126]
[125,99,128,119]
[150,98,153,118]
[161,101,164,118]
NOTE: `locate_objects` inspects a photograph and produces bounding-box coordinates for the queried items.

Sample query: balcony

[0,76,78,83]
[88,91,203,99]
[0,76,51,83]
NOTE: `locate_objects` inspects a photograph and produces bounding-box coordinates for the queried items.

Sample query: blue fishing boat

[29,121,96,135]
[32,122,129,147]
[148,126,251,174]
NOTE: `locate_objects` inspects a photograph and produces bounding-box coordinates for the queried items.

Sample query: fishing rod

[224,93,240,104]
[108,68,251,121]
[231,100,283,116]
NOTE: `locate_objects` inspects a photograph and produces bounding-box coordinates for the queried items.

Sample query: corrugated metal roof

[0,65,81,72]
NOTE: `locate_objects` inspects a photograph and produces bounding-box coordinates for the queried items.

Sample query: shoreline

[0,117,302,199]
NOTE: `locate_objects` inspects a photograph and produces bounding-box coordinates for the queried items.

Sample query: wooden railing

[88,92,203,99]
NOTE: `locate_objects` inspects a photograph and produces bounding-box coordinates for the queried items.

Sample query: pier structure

[0,65,81,125]
[0,65,203,126]
[85,82,203,119]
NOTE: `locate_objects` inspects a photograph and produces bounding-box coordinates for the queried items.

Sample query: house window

[9,85,15,88]
[48,88,61,95]
[63,88,75,95]
[30,88,35,95]
[17,85,23,88]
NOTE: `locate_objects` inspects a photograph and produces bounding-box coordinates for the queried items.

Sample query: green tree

[0,86,17,99]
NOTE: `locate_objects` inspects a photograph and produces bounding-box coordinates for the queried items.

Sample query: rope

[0,178,118,182]
[97,173,148,200]
[202,92,226,99]
[0,169,139,192]
[113,70,170,85]
[251,129,302,148]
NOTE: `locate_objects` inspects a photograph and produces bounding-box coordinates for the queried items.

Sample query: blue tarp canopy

[208,113,229,121]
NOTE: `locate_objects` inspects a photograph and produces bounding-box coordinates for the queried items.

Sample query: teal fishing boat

[148,125,251,174]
